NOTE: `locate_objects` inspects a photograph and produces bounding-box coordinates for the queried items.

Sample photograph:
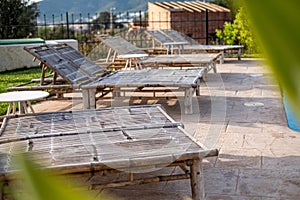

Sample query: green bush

[216,7,259,53]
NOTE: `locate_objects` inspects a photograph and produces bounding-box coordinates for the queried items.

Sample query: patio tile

[204,168,239,195]
[206,194,276,200]
[225,122,263,133]
[237,169,300,198]
[216,148,262,169]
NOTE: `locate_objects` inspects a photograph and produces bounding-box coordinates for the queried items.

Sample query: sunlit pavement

[34,58,300,199]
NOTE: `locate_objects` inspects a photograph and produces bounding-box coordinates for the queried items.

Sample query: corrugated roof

[153,1,230,12]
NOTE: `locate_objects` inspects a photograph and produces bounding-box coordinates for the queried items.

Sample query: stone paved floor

[33,58,300,199]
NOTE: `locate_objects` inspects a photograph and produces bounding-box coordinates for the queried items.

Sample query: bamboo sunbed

[147,29,244,63]
[98,36,221,72]
[0,105,218,200]
[81,68,206,114]
[137,53,221,74]
[145,30,188,54]
[8,44,110,97]
[8,44,206,114]
[99,36,148,69]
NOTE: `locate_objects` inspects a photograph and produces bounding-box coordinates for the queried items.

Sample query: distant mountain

[38,0,174,17]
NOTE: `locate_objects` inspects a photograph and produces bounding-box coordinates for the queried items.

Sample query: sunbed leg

[167,45,171,55]
[82,88,96,109]
[106,48,112,63]
[124,59,129,70]
[184,88,194,114]
[196,79,201,96]
[112,51,117,63]
[112,87,121,98]
[237,49,242,61]
[212,62,217,73]
[19,102,25,114]
[220,51,224,64]
[190,158,204,200]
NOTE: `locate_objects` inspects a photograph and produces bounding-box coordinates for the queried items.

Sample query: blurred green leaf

[241,0,300,118]
[14,154,111,200]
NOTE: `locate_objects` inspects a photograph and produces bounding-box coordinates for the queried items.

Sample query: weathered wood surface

[51,43,109,77]
[0,105,218,200]
[85,68,205,88]
[24,45,108,84]
[138,53,220,66]
[81,68,205,114]
[160,29,191,43]
[23,45,91,85]
[184,44,244,51]
[145,30,174,44]
[99,36,147,56]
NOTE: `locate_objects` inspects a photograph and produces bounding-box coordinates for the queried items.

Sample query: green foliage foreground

[241,0,300,119]
[11,154,111,200]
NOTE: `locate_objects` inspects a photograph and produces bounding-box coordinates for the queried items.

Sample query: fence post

[44,14,47,39]
[66,12,70,39]
[88,13,91,35]
[52,14,55,38]
[61,14,64,38]
[206,9,208,45]
[139,10,142,47]
[72,14,74,38]
[80,13,83,36]
[80,13,83,52]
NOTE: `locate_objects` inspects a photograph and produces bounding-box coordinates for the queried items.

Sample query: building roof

[152,1,231,12]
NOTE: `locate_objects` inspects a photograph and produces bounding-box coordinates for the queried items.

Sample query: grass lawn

[0,67,41,115]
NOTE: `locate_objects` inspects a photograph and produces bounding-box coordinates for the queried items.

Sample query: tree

[216,7,259,53]
[91,11,110,30]
[0,0,39,39]
[210,0,241,19]
[91,11,124,32]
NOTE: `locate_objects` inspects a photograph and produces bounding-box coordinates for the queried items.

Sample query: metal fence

[1,11,231,55]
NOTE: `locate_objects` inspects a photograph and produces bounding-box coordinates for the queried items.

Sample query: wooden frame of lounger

[0,105,218,200]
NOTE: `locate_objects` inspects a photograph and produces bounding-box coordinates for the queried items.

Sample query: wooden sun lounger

[183,44,244,64]
[99,36,221,73]
[82,68,206,114]
[0,105,218,200]
[7,44,108,97]
[137,53,221,75]
[9,44,206,114]
[145,30,188,54]
[147,29,244,63]
[99,36,149,69]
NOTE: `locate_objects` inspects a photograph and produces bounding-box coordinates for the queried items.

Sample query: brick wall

[148,2,231,44]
